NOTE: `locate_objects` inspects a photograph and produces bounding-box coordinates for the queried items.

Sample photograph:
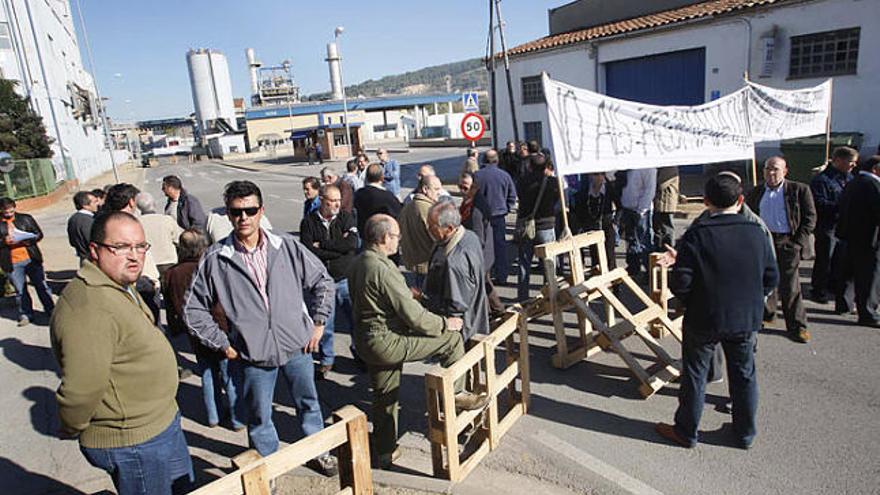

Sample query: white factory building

[492,0,879,163]
[0,0,117,182]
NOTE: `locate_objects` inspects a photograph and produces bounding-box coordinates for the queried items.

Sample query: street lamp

[282,59,295,151]
[335,26,353,155]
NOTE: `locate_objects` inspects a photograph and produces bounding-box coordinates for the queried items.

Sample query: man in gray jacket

[183,180,337,475]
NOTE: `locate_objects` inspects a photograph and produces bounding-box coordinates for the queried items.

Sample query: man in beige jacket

[398,175,444,288]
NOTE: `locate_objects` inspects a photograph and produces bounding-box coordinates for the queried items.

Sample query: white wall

[0,0,113,183]
[493,0,880,161]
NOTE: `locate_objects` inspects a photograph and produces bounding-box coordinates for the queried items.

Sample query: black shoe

[308,454,338,477]
[810,291,830,304]
[857,319,880,328]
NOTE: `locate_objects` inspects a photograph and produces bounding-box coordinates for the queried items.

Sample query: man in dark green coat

[348,214,486,469]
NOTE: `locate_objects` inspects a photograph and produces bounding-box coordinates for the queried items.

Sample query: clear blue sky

[73,0,568,122]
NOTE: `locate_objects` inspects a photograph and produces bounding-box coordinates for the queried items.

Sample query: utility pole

[495,0,519,143]
[487,0,498,147]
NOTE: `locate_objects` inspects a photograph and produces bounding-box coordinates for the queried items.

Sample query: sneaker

[454,391,489,411]
[791,328,811,343]
[309,454,338,477]
[17,316,30,327]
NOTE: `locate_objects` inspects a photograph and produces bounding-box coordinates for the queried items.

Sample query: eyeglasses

[229,206,261,218]
[95,242,151,256]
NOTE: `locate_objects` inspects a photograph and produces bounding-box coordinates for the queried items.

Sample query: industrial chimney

[325,42,343,100]
[246,48,261,105]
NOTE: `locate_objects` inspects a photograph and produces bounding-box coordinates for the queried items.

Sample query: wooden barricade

[534,231,683,398]
[190,406,373,495]
[424,311,530,482]
[648,253,683,338]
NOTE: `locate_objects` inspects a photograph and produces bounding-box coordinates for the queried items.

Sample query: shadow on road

[22,386,62,439]
[0,457,88,495]
[0,337,59,376]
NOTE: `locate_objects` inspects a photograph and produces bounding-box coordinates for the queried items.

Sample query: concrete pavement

[1,152,878,494]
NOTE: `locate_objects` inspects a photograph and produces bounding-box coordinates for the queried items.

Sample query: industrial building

[491,0,879,161]
[185,48,246,158]
[0,0,120,182]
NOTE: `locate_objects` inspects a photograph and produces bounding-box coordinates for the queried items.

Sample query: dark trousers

[851,246,880,323]
[810,229,836,298]
[652,211,675,250]
[766,235,808,332]
[583,213,617,270]
[674,332,758,447]
[831,240,856,312]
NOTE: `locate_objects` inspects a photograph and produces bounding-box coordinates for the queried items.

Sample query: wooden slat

[484,340,500,449]
[496,404,525,439]
[535,230,606,258]
[518,316,531,410]
[639,364,682,398]
[337,410,373,495]
[453,441,492,482]
[241,463,271,495]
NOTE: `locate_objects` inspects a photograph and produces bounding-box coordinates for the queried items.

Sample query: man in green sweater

[50,211,192,495]
[348,214,487,469]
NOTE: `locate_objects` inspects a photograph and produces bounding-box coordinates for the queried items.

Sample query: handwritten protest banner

[543,74,831,176]
[747,80,831,141]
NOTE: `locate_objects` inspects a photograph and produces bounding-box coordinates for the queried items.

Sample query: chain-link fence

[0,158,60,200]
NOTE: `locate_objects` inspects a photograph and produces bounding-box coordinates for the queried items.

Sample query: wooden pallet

[534,231,683,398]
[190,406,373,495]
[424,311,530,482]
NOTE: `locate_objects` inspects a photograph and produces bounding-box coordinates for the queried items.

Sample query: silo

[325,42,343,100]
[186,48,238,133]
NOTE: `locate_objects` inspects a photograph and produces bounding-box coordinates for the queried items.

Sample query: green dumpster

[780,132,863,183]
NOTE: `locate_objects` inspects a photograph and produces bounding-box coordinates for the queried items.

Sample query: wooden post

[336,409,374,495]
[824,78,834,164]
[240,463,271,495]
[556,172,572,239]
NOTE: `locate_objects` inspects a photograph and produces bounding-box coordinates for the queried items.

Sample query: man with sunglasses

[183,180,338,475]
[51,211,193,494]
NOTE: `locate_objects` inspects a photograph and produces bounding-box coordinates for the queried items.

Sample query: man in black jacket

[809,146,857,303]
[835,155,880,327]
[745,157,817,343]
[162,175,207,231]
[67,191,99,262]
[353,163,402,236]
[0,197,55,325]
[655,173,778,450]
[300,184,359,377]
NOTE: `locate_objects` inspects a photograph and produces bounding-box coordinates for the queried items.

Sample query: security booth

[289,123,363,161]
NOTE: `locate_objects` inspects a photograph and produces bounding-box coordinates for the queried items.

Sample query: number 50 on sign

[461,112,486,142]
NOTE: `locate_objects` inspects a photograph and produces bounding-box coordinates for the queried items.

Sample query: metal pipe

[494,0,519,143]
[487,0,498,147]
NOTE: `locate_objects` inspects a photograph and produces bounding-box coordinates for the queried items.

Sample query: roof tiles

[502,0,783,58]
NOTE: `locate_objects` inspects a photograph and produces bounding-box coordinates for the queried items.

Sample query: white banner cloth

[543,74,831,176]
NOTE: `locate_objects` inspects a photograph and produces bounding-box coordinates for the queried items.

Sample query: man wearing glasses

[183,180,339,475]
[51,211,193,494]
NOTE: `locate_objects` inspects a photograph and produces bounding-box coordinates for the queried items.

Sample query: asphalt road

[1,151,878,494]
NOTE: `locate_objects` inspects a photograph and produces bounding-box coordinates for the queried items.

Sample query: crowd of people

[1,141,867,494]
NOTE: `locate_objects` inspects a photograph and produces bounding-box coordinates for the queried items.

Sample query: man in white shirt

[620,168,657,277]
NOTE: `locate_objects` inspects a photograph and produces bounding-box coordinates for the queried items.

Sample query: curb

[15,180,79,211]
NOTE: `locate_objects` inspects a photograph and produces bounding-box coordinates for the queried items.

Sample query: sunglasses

[229,206,261,218]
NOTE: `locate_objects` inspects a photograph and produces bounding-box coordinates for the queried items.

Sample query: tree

[0,79,53,159]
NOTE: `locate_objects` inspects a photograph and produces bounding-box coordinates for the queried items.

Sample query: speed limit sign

[461,112,486,142]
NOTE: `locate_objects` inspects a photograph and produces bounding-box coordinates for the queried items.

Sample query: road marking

[534,430,664,495]
[268,194,282,199]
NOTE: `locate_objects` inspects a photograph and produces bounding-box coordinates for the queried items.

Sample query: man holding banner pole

[746,157,816,343]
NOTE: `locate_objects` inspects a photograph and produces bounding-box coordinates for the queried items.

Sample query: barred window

[523,121,542,147]
[521,75,544,105]
[789,27,859,79]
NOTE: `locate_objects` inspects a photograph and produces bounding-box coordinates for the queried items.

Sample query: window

[789,27,859,79]
[521,75,544,105]
[523,121,542,147]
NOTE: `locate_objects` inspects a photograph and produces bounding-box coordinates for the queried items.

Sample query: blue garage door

[605,48,705,105]
[606,48,706,174]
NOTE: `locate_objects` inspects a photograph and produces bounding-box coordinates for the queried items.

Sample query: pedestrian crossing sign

[462,92,479,112]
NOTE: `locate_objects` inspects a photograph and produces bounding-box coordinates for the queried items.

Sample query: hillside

[304,58,488,100]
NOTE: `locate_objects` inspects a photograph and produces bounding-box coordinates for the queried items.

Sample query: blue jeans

[239,352,325,456]
[195,347,243,428]
[674,332,758,447]
[621,208,653,276]
[80,413,193,495]
[316,278,353,366]
[490,214,509,281]
[8,259,54,320]
[517,228,556,301]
